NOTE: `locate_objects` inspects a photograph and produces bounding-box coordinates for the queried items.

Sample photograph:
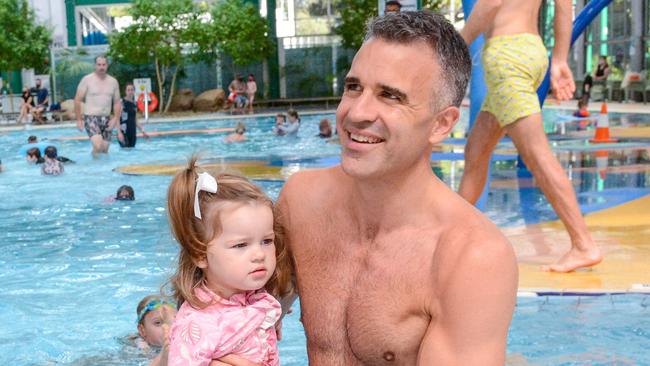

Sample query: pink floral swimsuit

[168,286,281,366]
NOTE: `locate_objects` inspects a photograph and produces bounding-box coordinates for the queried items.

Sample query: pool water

[1,111,649,365]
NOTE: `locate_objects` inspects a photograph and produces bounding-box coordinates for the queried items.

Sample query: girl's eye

[153,320,162,326]
[262,238,274,246]
[232,243,247,249]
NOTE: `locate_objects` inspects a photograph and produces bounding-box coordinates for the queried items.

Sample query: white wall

[28,0,67,47]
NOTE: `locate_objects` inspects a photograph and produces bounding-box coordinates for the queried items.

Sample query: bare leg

[506,113,602,272]
[458,111,506,204]
[90,135,107,156]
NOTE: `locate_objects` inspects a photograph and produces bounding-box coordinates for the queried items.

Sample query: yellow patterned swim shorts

[481,33,549,127]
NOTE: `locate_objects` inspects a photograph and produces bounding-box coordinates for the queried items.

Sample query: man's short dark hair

[386,1,402,9]
[28,135,38,143]
[365,11,471,108]
[95,55,108,63]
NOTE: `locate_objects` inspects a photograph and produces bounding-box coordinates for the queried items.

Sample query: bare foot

[541,246,603,272]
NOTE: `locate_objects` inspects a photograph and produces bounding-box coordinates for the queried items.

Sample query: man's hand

[117,130,125,143]
[76,119,84,132]
[550,59,575,101]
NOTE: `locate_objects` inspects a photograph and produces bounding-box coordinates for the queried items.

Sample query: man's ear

[429,106,461,145]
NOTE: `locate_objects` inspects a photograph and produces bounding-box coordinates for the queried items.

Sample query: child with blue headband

[134,295,177,365]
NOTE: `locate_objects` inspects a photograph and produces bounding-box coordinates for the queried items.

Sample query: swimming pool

[1,111,649,365]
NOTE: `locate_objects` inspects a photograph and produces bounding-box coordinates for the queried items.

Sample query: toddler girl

[166,158,292,366]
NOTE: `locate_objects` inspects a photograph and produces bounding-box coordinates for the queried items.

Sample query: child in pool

[573,96,590,118]
[130,295,177,366]
[165,158,292,366]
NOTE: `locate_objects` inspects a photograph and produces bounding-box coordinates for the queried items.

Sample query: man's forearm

[74,99,81,121]
[552,0,572,61]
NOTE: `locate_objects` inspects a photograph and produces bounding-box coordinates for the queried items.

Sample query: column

[629,0,643,71]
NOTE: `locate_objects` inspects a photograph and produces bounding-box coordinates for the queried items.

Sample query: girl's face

[126,85,135,98]
[138,305,177,347]
[198,202,276,299]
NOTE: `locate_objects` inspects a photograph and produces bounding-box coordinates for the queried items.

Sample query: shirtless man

[458,0,602,272]
[74,55,122,155]
[277,12,517,365]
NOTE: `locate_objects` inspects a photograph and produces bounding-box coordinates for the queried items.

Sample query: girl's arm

[210,354,263,366]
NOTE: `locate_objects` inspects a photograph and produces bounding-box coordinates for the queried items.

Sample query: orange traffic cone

[590,101,617,143]
[595,149,609,180]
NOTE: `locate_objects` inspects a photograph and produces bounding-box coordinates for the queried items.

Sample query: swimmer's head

[166,156,292,308]
[116,185,135,201]
[44,146,58,159]
[26,147,41,162]
[28,135,38,143]
[287,109,299,122]
[275,113,286,124]
[136,295,177,348]
[235,121,246,135]
[319,118,332,137]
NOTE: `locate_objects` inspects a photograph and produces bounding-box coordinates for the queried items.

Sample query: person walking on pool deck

[276,12,517,365]
[74,55,122,156]
[458,0,602,273]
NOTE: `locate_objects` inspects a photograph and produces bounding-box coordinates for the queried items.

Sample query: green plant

[108,0,215,112]
[0,0,51,88]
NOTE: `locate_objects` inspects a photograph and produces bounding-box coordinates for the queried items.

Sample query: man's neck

[346,160,442,235]
[94,72,107,80]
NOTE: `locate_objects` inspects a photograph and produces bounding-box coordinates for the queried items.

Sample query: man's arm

[110,81,122,130]
[418,230,517,365]
[550,0,575,101]
[74,78,87,131]
[459,0,502,44]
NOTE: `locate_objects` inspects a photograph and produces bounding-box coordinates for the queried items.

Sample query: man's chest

[293,234,435,365]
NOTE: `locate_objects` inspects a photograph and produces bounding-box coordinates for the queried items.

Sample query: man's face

[35,80,41,88]
[95,58,108,75]
[385,4,401,13]
[336,38,448,179]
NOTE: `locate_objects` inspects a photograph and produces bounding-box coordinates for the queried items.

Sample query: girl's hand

[210,354,263,366]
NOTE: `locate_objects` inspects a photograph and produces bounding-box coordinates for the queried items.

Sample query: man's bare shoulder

[436,205,517,290]
[282,167,342,202]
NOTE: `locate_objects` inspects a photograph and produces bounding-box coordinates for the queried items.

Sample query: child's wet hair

[166,156,292,308]
[27,147,41,159]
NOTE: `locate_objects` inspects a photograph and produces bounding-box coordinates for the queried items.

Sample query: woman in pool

[165,158,292,366]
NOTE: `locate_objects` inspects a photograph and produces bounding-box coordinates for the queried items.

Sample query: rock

[60,99,82,120]
[193,89,225,112]
[169,88,195,111]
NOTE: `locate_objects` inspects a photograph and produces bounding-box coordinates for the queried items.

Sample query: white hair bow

[194,172,218,219]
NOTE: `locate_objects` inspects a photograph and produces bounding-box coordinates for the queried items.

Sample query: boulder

[193,88,226,112]
[169,88,195,112]
[60,99,82,120]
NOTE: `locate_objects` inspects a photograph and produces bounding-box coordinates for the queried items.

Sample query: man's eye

[381,91,400,101]
[345,83,361,92]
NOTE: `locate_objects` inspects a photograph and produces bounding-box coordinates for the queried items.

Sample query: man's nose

[346,90,379,124]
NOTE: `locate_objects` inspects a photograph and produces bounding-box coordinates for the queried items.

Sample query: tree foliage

[211,0,273,67]
[0,0,51,77]
[109,0,273,113]
[108,0,214,112]
[334,0,446,51]
[333,0,377,50]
